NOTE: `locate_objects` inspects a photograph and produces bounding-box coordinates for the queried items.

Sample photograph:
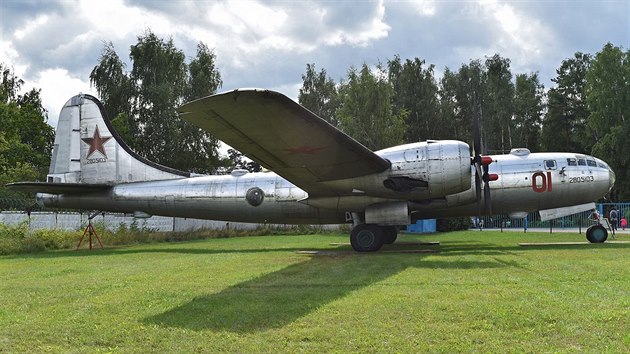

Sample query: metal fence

[475,203,630,231]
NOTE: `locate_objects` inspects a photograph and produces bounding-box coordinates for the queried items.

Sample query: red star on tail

[81,125,112,158]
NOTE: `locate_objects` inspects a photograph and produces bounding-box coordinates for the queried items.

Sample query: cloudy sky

[1,0,628,128]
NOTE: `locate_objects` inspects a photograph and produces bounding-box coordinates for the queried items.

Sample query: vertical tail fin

[47,94,189,184]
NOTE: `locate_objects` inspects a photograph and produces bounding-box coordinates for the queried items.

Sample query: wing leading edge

[178,89,390,196]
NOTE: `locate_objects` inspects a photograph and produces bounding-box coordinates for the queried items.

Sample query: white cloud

[13,14,49,40]
[28,68,94,128]
[322,1,390,47]
[74,0,173,39]
[413,0,438,16]
[477,0,555,63]
[0,39,27,77]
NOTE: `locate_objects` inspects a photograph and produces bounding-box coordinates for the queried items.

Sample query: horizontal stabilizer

[6,182,111,194]
[539,202,596,222]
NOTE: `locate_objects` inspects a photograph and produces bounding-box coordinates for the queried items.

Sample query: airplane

[7,90,616,251]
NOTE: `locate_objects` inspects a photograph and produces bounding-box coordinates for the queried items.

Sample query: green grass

[1,231,629,353]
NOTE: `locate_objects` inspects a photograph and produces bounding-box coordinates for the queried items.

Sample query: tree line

[0,29,628,200]
[298,44,629,200]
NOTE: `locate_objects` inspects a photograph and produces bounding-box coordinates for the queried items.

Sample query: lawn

[1,231,629,353]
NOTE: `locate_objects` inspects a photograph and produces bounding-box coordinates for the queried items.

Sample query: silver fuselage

[33,94,614,227]
[39,148,615,224]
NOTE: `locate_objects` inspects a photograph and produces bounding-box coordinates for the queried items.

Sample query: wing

[178,89,390,196]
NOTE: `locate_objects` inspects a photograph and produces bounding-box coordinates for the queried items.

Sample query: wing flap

[178,89,390,195]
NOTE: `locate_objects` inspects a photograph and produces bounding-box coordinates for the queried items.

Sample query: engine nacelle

[383,140,471,198]
[365,201,409,225]
[319,140,472,202]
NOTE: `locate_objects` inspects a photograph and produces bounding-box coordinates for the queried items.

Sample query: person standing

[609,207,618,231]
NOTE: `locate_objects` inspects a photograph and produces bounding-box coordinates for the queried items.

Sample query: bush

[31,228,82,250]
[0,222,345,255]
[437,217,472,232]
[0,222,80,255]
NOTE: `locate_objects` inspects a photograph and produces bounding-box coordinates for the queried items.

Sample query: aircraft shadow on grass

[8,239,629,262]
[144,251,507,334]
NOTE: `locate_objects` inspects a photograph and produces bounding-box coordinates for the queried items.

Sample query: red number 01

[532,171,552,193]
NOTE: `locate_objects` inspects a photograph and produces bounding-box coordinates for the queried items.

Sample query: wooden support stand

[76,220,104,250]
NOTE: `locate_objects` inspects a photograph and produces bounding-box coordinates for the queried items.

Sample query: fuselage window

[587,159,597,167]
[544,160,557,170]
[567,158,577,166]
[578,158,586,166]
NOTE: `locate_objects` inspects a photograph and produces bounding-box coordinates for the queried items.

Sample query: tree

[226,149,262,173]
[90,42,135,146]
[177,43,225,172]
[540,52,592,153]
[483,54,514,153]
[440,60,486,150]
[298,63,340,126]
[388,55,440,143]
[186,43,222,102]
[90,30,226,173]
[512,73,544,151]
[0,64,54,209]
[128,31,187,168]
[437,67,467,142]
[1,64,23,103]
[337,63,407,151]
[0,64,54,180]
[586,43,630,200]
[586,43,628,139]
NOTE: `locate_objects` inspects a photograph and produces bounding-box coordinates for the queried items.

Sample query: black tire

[382,226,398,244]
[586,224,608,243]
[350,224,384,252]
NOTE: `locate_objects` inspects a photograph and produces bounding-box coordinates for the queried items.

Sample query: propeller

[471,92,492,215]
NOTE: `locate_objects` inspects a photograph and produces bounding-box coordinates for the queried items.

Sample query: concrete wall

[0,211,294,232]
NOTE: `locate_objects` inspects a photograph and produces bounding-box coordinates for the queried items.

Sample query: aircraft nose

[609,166,616,192]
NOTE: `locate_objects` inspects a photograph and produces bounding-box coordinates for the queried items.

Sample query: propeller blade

[484,179,492,214]
[482,164,492,214]
[471,91,484,215]
[472,94,481,156]
[475,172,482,215]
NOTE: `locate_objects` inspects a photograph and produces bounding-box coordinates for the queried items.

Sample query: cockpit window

[567,158,577,166]
[587,159,597,167]
[597,162,606,169]
[544,160,557,170]
[578,158,586,166]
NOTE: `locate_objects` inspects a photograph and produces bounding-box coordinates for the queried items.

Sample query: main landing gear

[350,224,399,252]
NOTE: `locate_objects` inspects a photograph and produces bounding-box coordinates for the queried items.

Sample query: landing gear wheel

[350,224,384,252]
[586,224,608,243]
[382,226,398,244]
